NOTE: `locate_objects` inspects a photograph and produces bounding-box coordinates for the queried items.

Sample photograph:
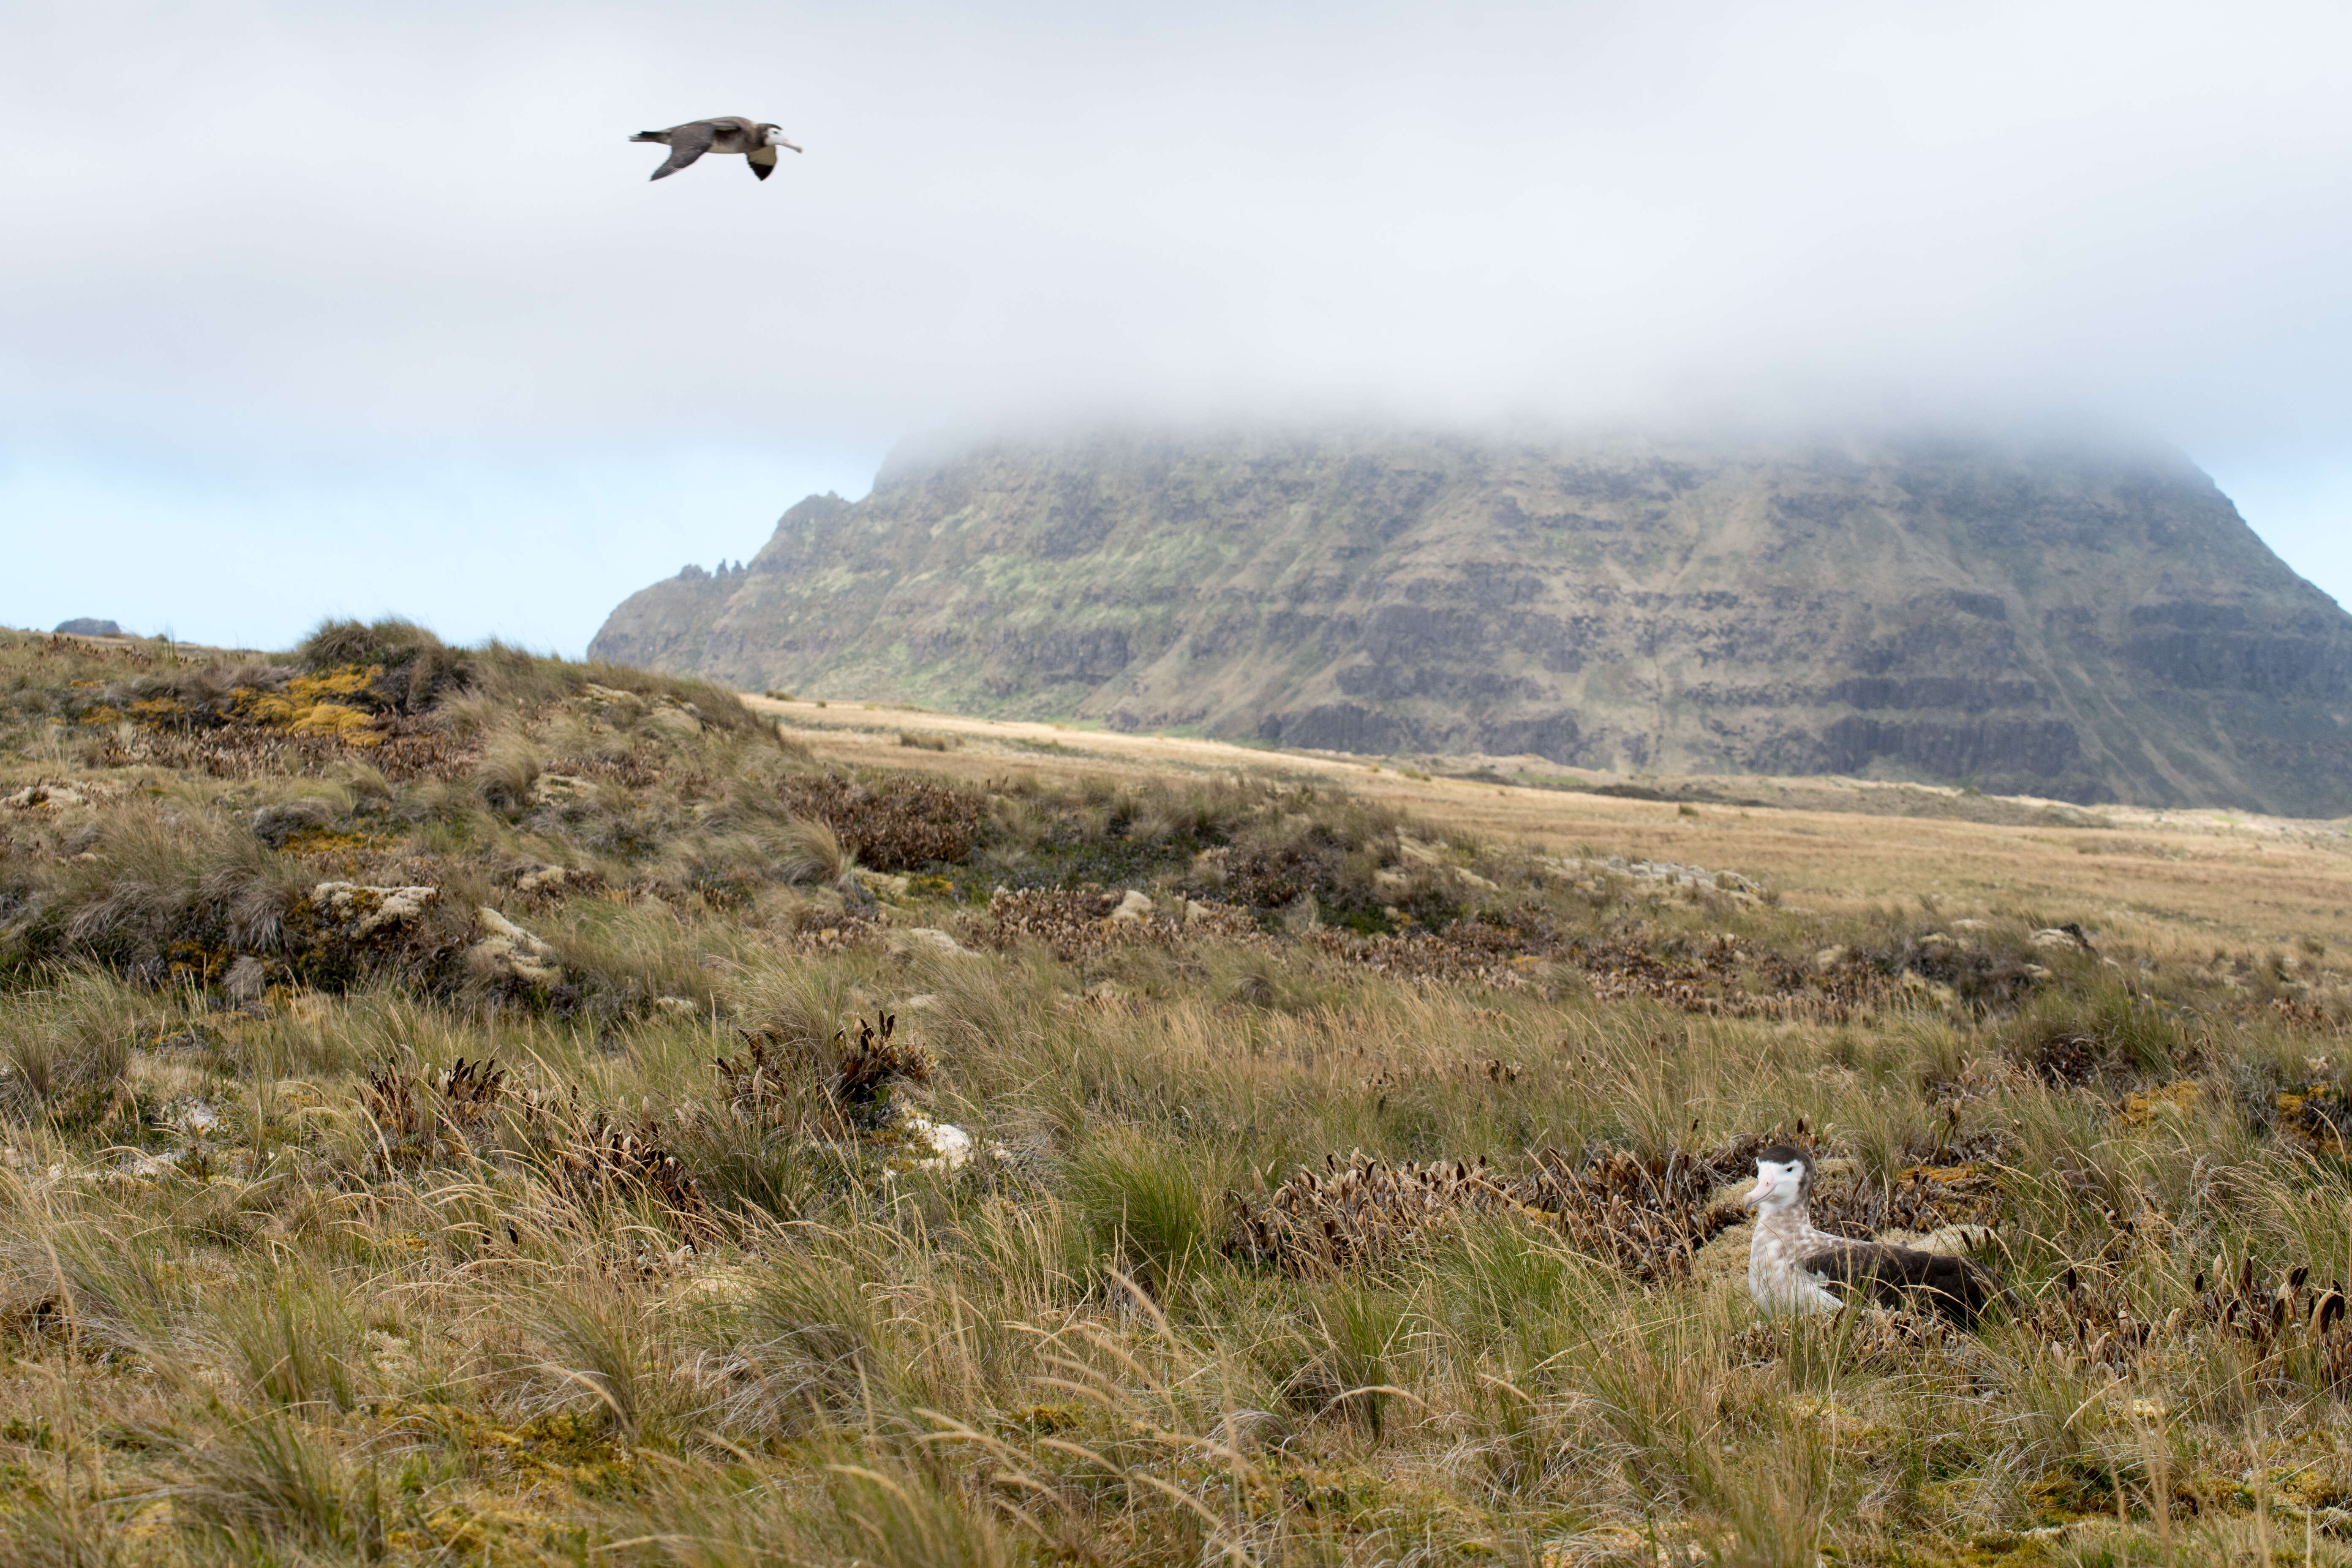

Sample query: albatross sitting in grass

[1743,1143,2007,1322]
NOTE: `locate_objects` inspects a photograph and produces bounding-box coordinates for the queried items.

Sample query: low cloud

[5,0,2351,645]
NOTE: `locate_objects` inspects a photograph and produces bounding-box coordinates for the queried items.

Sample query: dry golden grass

[750,692,2352,958]
[0,626,2350,1566]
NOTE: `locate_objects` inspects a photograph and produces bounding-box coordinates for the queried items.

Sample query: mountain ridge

[591,427,2352,815]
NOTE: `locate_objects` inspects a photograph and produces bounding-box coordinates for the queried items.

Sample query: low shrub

[780,773,989,871]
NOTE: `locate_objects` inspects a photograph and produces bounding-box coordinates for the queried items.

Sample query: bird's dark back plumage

[1803,1239,2011,1322]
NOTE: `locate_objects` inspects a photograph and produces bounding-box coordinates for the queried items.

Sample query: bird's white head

[760,125,803,153]
[1742,1145,1812,1215]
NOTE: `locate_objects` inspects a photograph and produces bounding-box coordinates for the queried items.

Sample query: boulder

[1811,945,1849,972]
[889,926,972,959]
[531,774,593,807]
[1899,970,1959,1005]
[52,618,123,637]
[513,864,575,897]
[1108,889,1155,923]
[3,784,86,810]
[2031,925,2096,953]
[312,882,438,938]
[466,906,563,986]
[644,702,703,739]
[857,869,913,900]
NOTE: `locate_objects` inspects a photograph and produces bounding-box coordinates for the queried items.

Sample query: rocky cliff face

[590,430,2352,814]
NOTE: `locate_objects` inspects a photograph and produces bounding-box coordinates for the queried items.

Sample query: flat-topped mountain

[591,429,2352,814]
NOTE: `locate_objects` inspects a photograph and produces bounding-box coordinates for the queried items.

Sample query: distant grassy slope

[747,692,2352,959]
[593,428,2352,815]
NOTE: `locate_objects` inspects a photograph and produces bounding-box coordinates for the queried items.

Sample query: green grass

[0,620,2351,1565]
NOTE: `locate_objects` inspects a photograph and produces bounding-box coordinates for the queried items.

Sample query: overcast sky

[5,0,2351,654]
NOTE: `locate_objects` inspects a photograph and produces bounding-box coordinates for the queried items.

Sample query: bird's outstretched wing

[650,121,718,180]
[1802,1239,2008,1322]
[747,146,776,181]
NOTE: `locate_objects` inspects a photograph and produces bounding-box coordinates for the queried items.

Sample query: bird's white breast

[1748,1215,1839,1315]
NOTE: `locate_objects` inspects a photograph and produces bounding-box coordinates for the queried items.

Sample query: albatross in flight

[632,117,802,182]
[1744,1144,2007,1322]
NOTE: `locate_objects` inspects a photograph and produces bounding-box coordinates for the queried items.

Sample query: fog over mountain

[5,2,2352,651]
[594,426,2352,816]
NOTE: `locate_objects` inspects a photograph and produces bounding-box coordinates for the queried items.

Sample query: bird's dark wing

[747,146,776,180]
[1802,1240,2007,1322]
[650,121,717,180]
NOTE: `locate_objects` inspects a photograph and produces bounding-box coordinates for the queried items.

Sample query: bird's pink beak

[1741,1176,1769,1209]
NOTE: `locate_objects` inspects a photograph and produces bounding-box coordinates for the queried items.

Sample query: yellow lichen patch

[75,705,122,726]
[2277,1089,2352,1155]
[127,696,188,727]
[288,702,382,744]
[2121,1080,2202,1127]
[275,824,376,862]
[404,1498,586,1565]
[230,666,389,745]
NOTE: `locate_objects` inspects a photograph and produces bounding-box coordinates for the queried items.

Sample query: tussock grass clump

[719,1011,933,1133]
[4,800,311,980]
[780,771,989,870]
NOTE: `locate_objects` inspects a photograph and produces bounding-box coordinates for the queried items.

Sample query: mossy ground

[1,623,2351,1565]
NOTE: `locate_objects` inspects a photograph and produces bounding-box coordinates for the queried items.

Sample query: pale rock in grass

[313,882,438,939]
[3,783,86,810]
[888,1114,1009,1177]
[1812,945,1849,972]
[890,926,972,958]
[654,996,700,1015]
[857,869,912,899]
[1900,970,1959,1005]
[644,702,703,739]
[118,1148,185,1183]
[513,863,575,897]
[466,906,563,986]
[1109,888,1154,923]
[530,774,593,807]
[911,1116,974,1171]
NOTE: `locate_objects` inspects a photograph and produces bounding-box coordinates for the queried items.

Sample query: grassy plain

[2,623,2351,1567]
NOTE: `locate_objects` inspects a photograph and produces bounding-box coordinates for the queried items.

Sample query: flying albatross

[1743,1144,2007,1322]
[632,117,802,181]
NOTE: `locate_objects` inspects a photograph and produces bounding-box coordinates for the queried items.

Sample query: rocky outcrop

[466,906,562,987]
[591,430,2352,814]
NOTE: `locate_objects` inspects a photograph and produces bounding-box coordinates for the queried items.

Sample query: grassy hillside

[591,430,2352,815]
[4,621,2352,1566]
